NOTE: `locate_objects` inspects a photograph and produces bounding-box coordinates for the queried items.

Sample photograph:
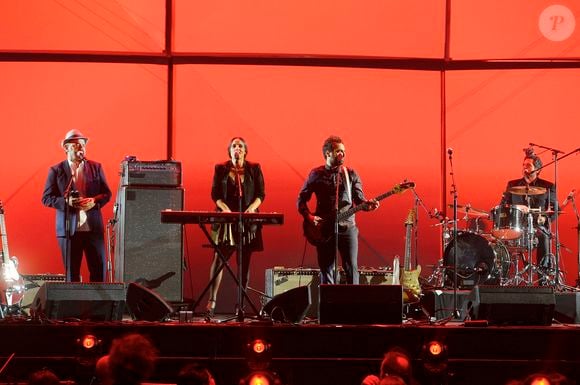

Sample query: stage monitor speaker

[262,285,312,323]
[114,186,183,302]
[126,282,174,322]
[466,285,555,325]
[319,284,403,325]
[20,274,66,315]
[554,292,580,324]
[31,282,126,321]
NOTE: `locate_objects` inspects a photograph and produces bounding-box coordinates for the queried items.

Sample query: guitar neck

[336,190,394,222]
[403,223,412,271]
[0,212,10,263]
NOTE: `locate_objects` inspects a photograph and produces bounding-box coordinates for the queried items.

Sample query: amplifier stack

[114,157,184,302]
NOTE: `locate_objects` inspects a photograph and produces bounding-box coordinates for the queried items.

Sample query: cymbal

[508,186,547,196]
[448,204,489,217]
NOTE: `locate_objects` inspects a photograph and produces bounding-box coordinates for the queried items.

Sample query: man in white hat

[42,129,111,282]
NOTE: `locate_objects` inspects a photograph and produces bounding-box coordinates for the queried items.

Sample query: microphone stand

[571,196,580,287]
[235,165,245,321]
[530,145,580,288]
[447,150,461,319]
[63,174,76,282]
[410,188,434,268]
[333,167,341,284]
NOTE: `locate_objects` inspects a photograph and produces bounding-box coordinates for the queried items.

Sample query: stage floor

[1,314,580,385]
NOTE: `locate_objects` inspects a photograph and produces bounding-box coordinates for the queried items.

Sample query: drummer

[500,148,558,282]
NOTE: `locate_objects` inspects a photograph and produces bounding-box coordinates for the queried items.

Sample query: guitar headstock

[405,208,416,225]
[393,181,415,194]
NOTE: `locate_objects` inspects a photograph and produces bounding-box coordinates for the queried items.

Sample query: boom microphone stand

[530,144,580,287]
[447,148,461,319]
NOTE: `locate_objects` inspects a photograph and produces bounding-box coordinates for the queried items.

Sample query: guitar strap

[343,167,352,203]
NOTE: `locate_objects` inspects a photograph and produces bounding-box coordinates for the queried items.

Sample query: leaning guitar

[303,181,415,246]
[401,208,421,303]
[0,201,25,308]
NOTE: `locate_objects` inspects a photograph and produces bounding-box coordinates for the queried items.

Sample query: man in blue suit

[42,129,111,282]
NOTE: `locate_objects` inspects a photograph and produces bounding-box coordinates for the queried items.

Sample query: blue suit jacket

[42,160,112,237]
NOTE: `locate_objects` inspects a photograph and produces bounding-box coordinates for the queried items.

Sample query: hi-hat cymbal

[448,204,489,217]
[508,186,547,196]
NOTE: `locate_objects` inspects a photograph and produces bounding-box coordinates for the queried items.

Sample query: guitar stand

[191,223,260,322]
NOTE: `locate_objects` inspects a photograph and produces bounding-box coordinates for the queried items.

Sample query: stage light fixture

[77,334,100,350]
[246,339,272,371]
[252,339,267,354]
[529,376,551,385]
[239,370,282,385]
[421,340,448,376]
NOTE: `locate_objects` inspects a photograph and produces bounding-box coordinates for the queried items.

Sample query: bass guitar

[401,208,421,303]
[0,201,25,307]
[303,181,415,246]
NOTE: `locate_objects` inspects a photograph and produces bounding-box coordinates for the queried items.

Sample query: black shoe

[204,308,214,322]
[204,300,216,321]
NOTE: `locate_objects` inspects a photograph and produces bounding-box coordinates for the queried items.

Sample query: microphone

[76,151,85,160]
[562,189,576,207]
[447,148,453,156]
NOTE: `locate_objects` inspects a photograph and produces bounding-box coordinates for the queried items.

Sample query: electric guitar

[0,201,25,307]
[401,208,421,303]
[303,181,415,246]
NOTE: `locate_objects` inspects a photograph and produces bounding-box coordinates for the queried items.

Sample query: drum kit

[433,185,561,289]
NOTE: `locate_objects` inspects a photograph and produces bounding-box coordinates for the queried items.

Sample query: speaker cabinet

[21,274,66,315]
[319,284,403,325]
[554,292,580,324]
[466,285,555,325]
[114,186,183,302]
[262,285,312,323]
[265,267,394,319]
[31,282,126,321]
[126,282,173,321]
[422,289,471,321]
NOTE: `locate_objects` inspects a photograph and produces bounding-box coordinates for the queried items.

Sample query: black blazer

[42,160,111,237]
[211,160,265,210]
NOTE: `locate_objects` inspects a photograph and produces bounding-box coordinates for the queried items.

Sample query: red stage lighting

[246,339,272,370]
[239,371,282,385]
[529,376,551,385]
[427,341,444,357]
[252,339,268,354]
[78,334,100,350]
[421,340,448,376]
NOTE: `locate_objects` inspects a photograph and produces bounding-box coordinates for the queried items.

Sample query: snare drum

[491,204,526,240]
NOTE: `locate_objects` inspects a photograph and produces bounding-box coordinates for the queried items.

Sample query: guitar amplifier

[120,158,182,187]
[264,267,394,319]
[21,274,66,315]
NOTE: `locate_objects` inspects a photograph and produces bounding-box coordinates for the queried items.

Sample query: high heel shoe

[204,299,216,321]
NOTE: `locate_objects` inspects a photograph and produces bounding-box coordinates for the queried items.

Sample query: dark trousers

[316,225,359,284]
[536,226,552,268]
[58,231,106,282]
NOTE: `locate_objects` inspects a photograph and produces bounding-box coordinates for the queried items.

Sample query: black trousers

[58,231,106,282]
[316,225,359,284]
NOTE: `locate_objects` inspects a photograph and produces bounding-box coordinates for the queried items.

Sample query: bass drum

[444,232,502,288]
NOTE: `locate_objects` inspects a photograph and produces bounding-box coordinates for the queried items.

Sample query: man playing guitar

[297,136,379,285]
